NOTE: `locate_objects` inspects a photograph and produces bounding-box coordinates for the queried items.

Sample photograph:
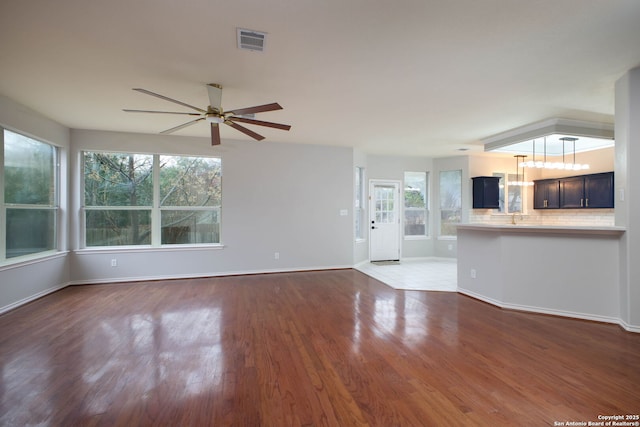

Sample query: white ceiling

[1,0,640,157]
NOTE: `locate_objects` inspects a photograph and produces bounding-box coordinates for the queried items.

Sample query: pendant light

[513,155,533,186]
[559,137,590,170]
[522,136,590,170]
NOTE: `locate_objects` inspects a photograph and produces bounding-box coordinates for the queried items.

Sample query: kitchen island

[456,223,626,326]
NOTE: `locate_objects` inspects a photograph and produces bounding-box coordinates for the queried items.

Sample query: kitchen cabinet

[559,172,614,208]
[559,176,584,208]
[534,171,614,209]
[472,176,500,209]
[533,179,560,209]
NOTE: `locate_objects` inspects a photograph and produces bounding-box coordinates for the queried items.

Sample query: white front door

[369,180,401,261]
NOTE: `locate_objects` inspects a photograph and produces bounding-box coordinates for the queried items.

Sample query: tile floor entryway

[355,257,457,291]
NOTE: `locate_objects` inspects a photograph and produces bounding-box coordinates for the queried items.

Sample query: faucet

[511,212,524,225]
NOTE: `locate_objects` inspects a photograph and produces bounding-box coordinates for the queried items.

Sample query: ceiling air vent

[237,28,266,52]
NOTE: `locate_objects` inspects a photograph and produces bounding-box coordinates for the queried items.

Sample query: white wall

[457,227,623,325]
[615,67,640,330]
[69,129,355,283]
[0,95,71,312]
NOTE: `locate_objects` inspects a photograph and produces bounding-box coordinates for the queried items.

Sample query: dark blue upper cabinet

[584,172,614,208]
[536,171,614,209]
[472,176,500,209]
[560,176,585,208]
[534,179,560,209]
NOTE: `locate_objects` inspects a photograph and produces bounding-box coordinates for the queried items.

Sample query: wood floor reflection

[1,269,638,426]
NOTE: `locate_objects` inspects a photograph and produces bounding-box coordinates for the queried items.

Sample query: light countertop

[457,223,626,236]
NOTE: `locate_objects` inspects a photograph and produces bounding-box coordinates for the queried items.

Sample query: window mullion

[151,155,161,246]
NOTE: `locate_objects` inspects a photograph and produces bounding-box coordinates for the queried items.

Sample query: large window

[83,152,221,247]
[2,129,58,260]
[354,167,365,240]
[404,171,429,237]
[439,170,461,237]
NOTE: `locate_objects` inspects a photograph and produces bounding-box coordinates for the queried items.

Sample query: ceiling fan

[123,83,291,145]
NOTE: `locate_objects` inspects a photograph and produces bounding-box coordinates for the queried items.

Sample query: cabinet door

[546,180,560,208]
[585,172,614,208]
[560,176,585,208]
[533,181,546,209]
[533,179,560,209]
[472,177,500,209]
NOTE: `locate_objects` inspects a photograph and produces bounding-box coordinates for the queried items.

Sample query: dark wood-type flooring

[1,269,638,426]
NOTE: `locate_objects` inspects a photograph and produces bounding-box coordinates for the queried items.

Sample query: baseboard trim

[458,287,624,328]
[3,269,638,334]
[619,319,640,334]
[0,283,68,315]
[66,264,353,286]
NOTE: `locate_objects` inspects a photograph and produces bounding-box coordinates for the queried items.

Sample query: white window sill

[0,251,68,272]
[74,244,225,255]
[404,235,430,241]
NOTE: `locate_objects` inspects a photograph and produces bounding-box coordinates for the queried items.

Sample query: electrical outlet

[448,244,453,251]
[274,252,280,260]
[111,259,117,267]
[470,269,476,279]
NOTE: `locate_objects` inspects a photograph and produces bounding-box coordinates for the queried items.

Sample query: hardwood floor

[1,270,638,426]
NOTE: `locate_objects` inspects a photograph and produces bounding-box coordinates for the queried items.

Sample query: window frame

[403,171,429,239]
[82,150,222,249]
[438,169,462,238]
[492,172,528,214]
[1,128,60,264]
[354,166,366,241]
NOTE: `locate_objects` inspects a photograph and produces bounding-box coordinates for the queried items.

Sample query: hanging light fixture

[522,140,537,168]
[522,137,550,169]
[520,136,590,170]
[512,155,534,186]
[558,137,590,170]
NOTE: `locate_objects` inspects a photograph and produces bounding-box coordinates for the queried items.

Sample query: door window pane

[375,186,395,223]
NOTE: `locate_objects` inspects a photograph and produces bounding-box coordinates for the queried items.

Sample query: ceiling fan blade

[160,117,205,134]
[226,102,283,116]
[133,88,206,113]
[226,120,265,141]
[123,109,202,116]
[211,123,221,146]
[206,83,223,111]
[230,116,291,131]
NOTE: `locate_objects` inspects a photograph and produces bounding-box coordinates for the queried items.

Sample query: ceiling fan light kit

[124,83,290,146]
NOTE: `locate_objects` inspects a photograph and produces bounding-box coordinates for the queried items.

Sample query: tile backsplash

[469,209,615,227]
